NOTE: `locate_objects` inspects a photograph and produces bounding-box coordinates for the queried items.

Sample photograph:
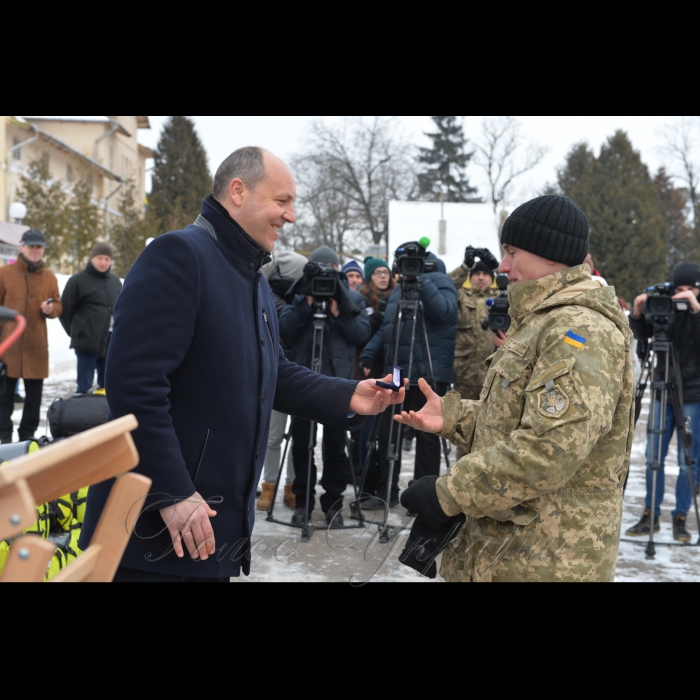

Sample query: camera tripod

[265,300,365,543]
[626,331,700,558]
[354,281,451,544]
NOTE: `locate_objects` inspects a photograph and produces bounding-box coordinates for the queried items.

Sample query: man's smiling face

[232,153,297,253]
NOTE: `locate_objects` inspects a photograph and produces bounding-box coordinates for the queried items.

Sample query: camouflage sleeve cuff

[435,475,463,517]
[438,391,462,441]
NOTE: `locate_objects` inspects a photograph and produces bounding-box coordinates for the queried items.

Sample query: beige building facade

[1,116,154,247]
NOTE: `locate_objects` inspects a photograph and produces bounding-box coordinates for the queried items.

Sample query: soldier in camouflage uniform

[451,259,499,403]
[396,195,635,582]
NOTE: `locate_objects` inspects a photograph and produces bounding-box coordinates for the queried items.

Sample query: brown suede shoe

[283,485,296,510]
[256,483,276,511]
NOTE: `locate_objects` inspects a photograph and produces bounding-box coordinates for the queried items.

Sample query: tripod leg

[267,423,292,522]
[302,420,317,542]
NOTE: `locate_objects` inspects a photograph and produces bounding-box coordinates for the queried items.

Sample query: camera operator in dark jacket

[60,242,122,394]
[626,262,700,543]
[280,245,371,527]
[359,242,458,509]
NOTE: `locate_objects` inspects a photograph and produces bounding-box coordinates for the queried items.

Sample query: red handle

[0,314,27,357]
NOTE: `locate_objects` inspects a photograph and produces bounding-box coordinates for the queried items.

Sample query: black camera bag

[47,394,110,439]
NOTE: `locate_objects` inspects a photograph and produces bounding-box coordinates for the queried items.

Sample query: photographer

[360,241,457,508]
[450,245,500,290]
[626,262,700,543]
[280,246,371,527]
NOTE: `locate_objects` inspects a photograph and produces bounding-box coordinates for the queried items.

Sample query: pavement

[15,378,700,583]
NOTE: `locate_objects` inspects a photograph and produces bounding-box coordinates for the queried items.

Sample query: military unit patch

[563,330,587,349]
[537,380,569,419]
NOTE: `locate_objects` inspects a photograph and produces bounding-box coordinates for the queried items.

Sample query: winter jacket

[280,283,371,380]
[361,254,458,385]
[80,195,362,579]
[0,257,62,379]
[59,262,123,357]
[436,266,635,582]
[629,308,700,405]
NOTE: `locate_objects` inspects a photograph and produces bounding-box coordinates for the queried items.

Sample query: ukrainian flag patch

[563,330,587,349]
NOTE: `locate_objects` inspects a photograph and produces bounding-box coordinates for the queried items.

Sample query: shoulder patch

[563,330,586,349]
[537,380,569,418]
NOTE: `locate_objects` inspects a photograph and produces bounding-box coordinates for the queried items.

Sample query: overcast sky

[140,116,681,202]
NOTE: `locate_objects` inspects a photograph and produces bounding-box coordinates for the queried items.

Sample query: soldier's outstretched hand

[394,378,444,434]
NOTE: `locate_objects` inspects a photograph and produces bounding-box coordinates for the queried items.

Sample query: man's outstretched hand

[350,375,408,416]
[393,378,444,434]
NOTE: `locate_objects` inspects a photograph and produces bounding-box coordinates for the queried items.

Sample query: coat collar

[508,264,592,318]
[14,255,44,275]
[85,260,109,278]
[200,195,271,272]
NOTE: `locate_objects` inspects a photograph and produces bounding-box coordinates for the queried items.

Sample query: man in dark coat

[280,245,371,527]
[360,244,458,508]
[59,242,123,394]
[79,147,405,582]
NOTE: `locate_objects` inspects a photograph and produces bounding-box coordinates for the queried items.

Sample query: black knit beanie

[500,195,589,267]
[470,260,495,279]
[673,262,700,289]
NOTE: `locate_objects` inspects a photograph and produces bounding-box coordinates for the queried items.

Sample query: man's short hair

[213,147,267,201]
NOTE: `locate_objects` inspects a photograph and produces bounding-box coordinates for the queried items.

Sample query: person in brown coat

[0,229,62,443]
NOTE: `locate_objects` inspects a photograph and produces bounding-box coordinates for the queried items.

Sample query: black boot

[291,508,311,526]
[326,510,344,529]
[626,509,660,537]
[673,513,692,543]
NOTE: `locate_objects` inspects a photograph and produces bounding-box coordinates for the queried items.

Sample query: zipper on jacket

[193,429,211,484]
[263,310,274,345]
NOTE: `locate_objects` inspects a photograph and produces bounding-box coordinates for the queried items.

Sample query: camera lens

[649,297,673,315]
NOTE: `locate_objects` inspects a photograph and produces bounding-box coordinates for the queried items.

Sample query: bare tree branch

[473,116,549,216]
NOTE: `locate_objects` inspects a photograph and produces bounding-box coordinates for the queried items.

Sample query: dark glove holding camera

[463,246,477,269]
[399,513,466,579]
[478,247,499,271]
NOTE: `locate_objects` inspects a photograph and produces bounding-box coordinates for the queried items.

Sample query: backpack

[47,394,110,439]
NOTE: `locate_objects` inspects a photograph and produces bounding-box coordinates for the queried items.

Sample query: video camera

[643,283,689,330]
[393,240,438,280]
[286,261,361,317]
[481,275,511,334]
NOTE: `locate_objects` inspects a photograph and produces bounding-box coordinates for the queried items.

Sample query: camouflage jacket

[454,285,498,395]
[435,265,635,582]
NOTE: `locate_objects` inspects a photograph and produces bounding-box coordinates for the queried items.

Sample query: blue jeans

[75,350,107,394]
[645,401,700,517]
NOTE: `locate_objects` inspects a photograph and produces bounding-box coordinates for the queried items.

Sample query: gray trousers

[262,411,295,485]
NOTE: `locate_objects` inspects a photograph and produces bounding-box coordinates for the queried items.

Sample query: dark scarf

[85,260,110,278]
[19,253,44,274]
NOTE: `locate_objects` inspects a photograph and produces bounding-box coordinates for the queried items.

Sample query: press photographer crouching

[280,246,371,527]
[359,240,457,509]
[626,262,700,543]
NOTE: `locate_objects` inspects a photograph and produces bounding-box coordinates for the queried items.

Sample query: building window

[12,138,21,160]
[41,152,50,171]
[87,176,94,193]
[67,164,73,183]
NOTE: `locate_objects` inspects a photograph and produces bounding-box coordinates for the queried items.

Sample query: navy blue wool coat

[361,254,458,386]
[80,196,360,578]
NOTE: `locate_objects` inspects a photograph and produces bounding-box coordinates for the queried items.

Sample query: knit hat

[364,257,390,280]
[310,245,339,266]
[275,250,308,282]
[20,228,46,246]
[673,262,700,289]
[471,260,495,280]
[342,260,364,279]
[500,195,589,267]
[91,241,114,259]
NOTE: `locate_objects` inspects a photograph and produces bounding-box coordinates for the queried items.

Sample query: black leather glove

[400,476,452,530]
[399,514,466,579]
[464,246,477,269]
[359,358,374,374]
[478,247,500,270]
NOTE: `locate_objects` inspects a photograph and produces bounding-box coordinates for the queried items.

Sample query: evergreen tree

[654,167,695,277]
[148,116,211,233]
[558,131,667,302]
[417,116,478,202]
[15,157,70,267]
[66,169,105,272]
[109,180,159,278]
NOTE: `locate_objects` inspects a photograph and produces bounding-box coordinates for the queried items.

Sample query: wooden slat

[0,479,39,542]
[83,473,152,582]
[51,545,102,583]
[0,535,55,583]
